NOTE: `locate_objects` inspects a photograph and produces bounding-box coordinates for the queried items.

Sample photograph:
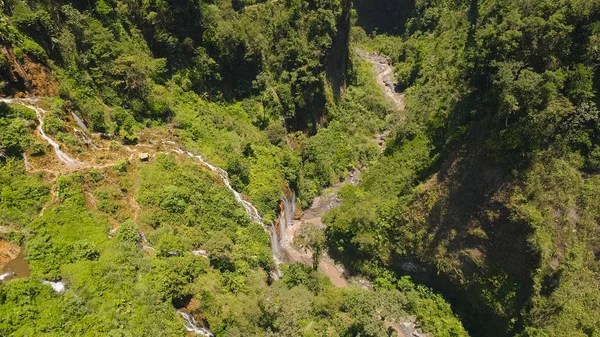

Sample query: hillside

[327,1,600,337]
[0,0,469,336]
[1,0,599,336]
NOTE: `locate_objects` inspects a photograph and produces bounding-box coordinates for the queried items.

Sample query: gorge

[1,1,599,337]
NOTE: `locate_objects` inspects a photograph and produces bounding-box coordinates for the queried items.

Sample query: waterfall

[187,152,262,222]
[191,250,207,257]
[70,111,88,131]
[0,272,15,281]
[42,280,66,293]
[139,232,155,250]
[178,311,214,337]
[0,98,82,166]
[277,190,297,247]
[184,151,283,274]
[74,127,101,150]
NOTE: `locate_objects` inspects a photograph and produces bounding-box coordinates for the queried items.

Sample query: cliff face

[351,0,415,35]
[284,0,353,133]
[325,0,351,99]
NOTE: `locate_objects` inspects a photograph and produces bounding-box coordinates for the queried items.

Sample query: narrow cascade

[42,280,66,293]
[0,272,15,281]
[183,151,283,275]
[70,111,88,131]
[178,311,214,337]
[191,250,207,257]
[139,232,155,250]
[0,98,82,167]
[277,190,297,248]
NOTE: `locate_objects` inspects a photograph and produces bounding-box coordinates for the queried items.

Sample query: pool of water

[0,248,30,281]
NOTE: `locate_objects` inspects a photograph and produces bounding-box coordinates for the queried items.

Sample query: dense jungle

[0,1,599,337]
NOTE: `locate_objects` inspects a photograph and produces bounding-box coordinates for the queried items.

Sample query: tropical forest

[0,0,598,336]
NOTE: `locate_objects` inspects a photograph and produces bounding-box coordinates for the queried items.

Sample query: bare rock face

[139,153,149,161]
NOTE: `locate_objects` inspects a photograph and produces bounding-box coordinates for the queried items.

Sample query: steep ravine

[274,48,406,286]
[0,49,431,337]
[272,51,435,337]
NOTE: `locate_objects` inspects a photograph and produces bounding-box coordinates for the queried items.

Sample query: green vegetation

[328,1,600,337]
[0,152,466,336]
[0,0,469,336]
[5,0,598,335]
[0,158,48,232]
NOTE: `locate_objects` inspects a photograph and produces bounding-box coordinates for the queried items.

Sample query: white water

[0,98,82,166]
[277,191,297,247]
[42,280,66,293]
[139,232,156,250]
[0,272,15,281]
[187,151,262,222]
[191,250,207,257]
[70,111,88,131]
[178,311,214,337]
[184,151,283,272]
[74,127,101,150]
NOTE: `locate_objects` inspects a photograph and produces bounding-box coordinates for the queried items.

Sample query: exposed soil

[0,240,20,267]
[1,246,30,281]
[1,47,58,97]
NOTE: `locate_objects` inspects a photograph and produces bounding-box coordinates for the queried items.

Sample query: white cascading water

[139,232,155,250]
[183,151,283,273]
[70,111,88,131]
[178,311,214,337]
[0,98,81,166]
[191,250,207,257]
[277,191,297,248]
[70,111,103,150]
[42,280,66,293]
[0,272,15,281]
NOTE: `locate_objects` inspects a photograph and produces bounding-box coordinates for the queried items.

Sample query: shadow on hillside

[392,118,539,337]
[389,1,538,334]
[352,0,416,35]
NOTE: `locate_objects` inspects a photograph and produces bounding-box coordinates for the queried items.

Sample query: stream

[179,312,214,337]
[270,49,405,287]
[70,111,88,131]
[0,97,82,167]
[181,150,284,273]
